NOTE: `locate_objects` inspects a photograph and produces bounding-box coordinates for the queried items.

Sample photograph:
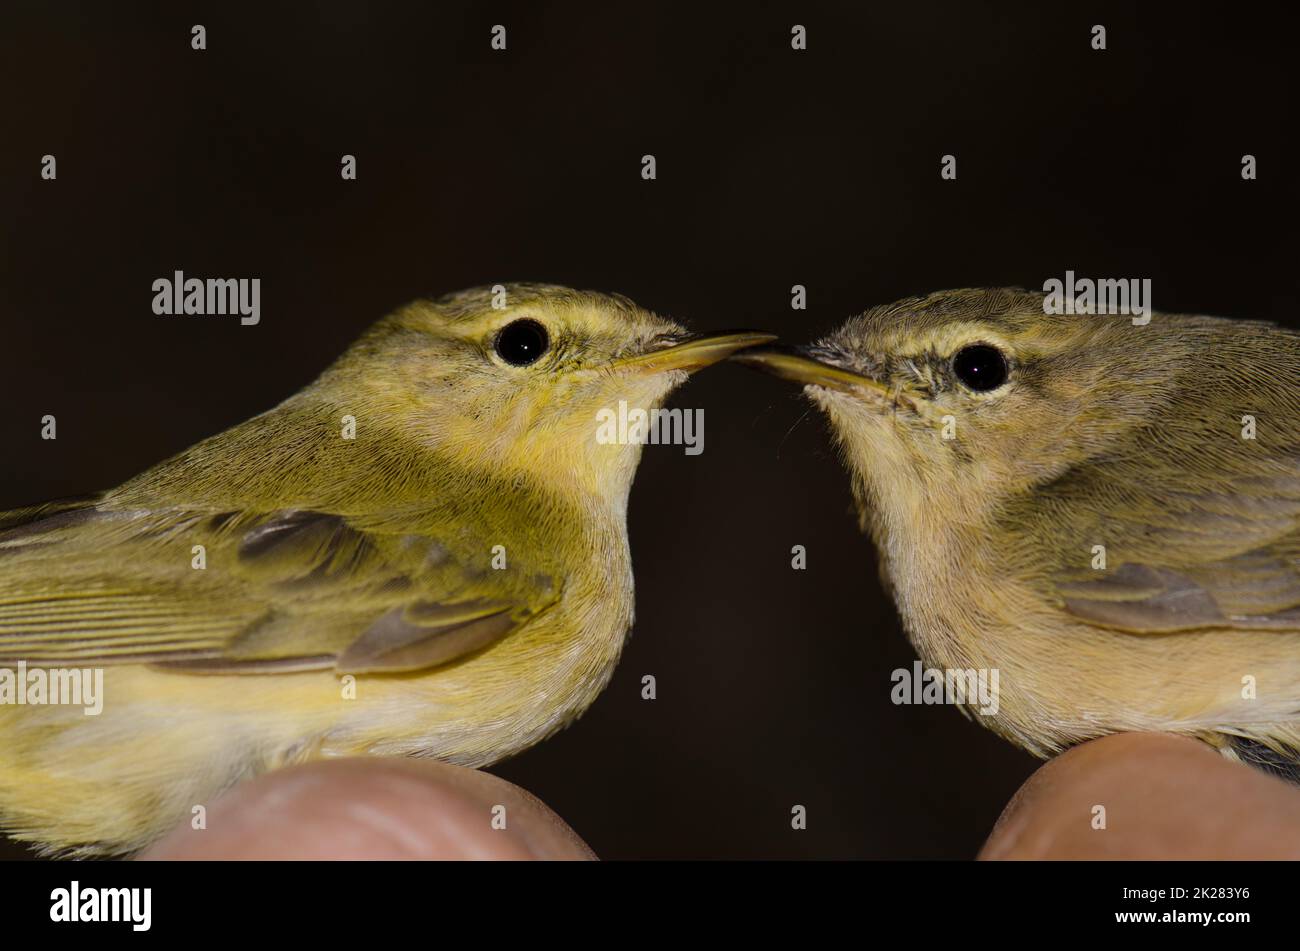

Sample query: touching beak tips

[732,345,890,395]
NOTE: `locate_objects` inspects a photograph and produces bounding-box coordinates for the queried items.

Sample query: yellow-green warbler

[0,283,771,854]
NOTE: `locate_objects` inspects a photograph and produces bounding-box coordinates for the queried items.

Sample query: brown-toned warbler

[738,288,1300,775]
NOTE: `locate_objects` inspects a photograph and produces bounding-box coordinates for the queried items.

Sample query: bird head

[321,283,771,505]
[736,287,1191,531]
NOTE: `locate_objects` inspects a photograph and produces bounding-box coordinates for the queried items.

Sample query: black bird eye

[951,344,1009,392]
[493,319,550,367]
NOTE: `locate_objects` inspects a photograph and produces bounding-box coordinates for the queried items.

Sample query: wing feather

[1044,443,1299,635]
[0,501,552,672]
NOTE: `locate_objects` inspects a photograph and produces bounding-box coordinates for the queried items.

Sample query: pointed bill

[615,331,778,374]
[732,345,890,396]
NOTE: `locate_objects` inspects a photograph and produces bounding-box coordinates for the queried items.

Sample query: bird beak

[732,344,890,396]
[613,331,777,374]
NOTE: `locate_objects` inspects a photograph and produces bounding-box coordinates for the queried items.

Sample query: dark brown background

[0,1,1295,859]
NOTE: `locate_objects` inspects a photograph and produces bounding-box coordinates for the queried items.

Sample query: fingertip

[140,758,595,861]
[980,732,1300,860]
